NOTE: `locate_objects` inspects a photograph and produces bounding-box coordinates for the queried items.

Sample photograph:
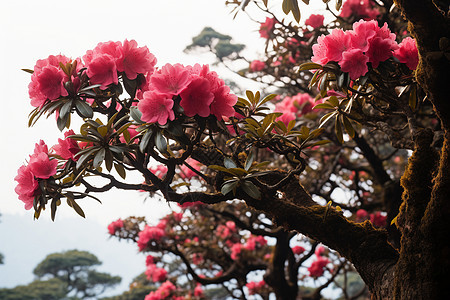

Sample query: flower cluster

[307,245,330,277]
[107,219,124,235]
[52,130,81,161]
[83,39,156,88]
[138,63,237,125]
[355,209,387,227]
[28,55,72,108]
[274,92,317,125]
[144,281,177,300]
[292,245,305,255]
[312,20,400,79]
[339,0,380,20]
[305,14,324,29]
[393,37,419,70]
[230,235,268,260]
[259,17,276,39]
[246,280,267,295]
[137,225,166,251]
[15,141,58,210]
[249,59,266,72]
[216,221,237,239]
[145,263,168,282]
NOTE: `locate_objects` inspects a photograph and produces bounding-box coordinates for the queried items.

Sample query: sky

[0,0,326,296]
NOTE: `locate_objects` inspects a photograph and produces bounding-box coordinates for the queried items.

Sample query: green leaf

[130,106,144,124]
[258,94,277,107]
[335,117,344,144]
[59,101,73,120]
[104,149,113,172]
[155,130,167,154]
[244,152,254,171]
[336,0,343,11]
[66,195,85,218]
[328,96,339,107]
[22,68,34,74]
[57,113,69,131]
[221,180,238,196]
[208,165,231,173]
[114,163,126,179]
[139,128,153,153]
[298,62,322,72]
[75,100,93,118]
[314,103,336,110]
[224,157,237,169]
[97,125,108,137]
[246,90,255,105]
[319,111,337,127]
[341,115,355,138]
[241,180,261,199]
[93,148,106,168]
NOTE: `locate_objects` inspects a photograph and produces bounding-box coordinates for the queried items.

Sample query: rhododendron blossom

[370,211,387,227]
[28,55,71,107]
[146,263,168,282]
[305,14,324,29]
[340,0,380,20]
[14,165,39,210]
[394,37,419,70]
[137,225,166,251]
[138,91,175,125]
[107,219,124,235]
[53,130,81,160]
[145,280,177,300]
[150,63,192,95]
[250,60,266,71]
[292,245,305,255]
[179,77,214,117]
[15,141,57,209]
[117,39,156,80]
[259,17,276,38]
[246,280,266,295]
[312,20,399,79]
[308,256,330,277]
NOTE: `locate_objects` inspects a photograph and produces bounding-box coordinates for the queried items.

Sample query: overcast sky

[0,0,326,295]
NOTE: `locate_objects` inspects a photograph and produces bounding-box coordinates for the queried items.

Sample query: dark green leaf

[114,163,126,179]
[93,148,106,168]
[241,180,261,199]
[60,101,73,119]
[155,130,167,154]
[221,180,238,196]
[75,100,93,118]
[130,106,144,124]
[244,152,254,171]
[224,157,237,169]
[139,128,153,153]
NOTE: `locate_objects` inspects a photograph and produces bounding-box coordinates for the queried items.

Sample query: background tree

[13,0,450,299]
[33,250,121,299]
[0,278,68,300]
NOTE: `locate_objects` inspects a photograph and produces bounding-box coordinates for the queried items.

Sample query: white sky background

[0,0,328,295]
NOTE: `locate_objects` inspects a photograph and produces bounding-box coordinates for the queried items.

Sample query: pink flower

[259,17,276,39]
[145,264,168,282]
[312,29,352,65]
[146,255,155,266]
[14,165,39,210]
[340,0,380,20]
[305,14,324,29]
[137,225,166,251]
[150,165,168,178]
[292,245,305,255]
[246,280,266,295]
[138,91,175,125]
[210,85,237,121]
[394,37,419,70]
[339,48,369,79]
[107,219,124,235]
[28,141,58,179]
[150,63,192,95]
[250,60,266,72]
[28,55,71,107]
[194,283,204,297]
[179,77,214,117]
[85,53,118,89]
[179,158,202,180]
[230,243,242,260]
[370,211,387,227]
[117,39,156,80]
[315,245,326,257]
[308,256,330,277]
[356,209,369,221]
[53,130,81,160]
